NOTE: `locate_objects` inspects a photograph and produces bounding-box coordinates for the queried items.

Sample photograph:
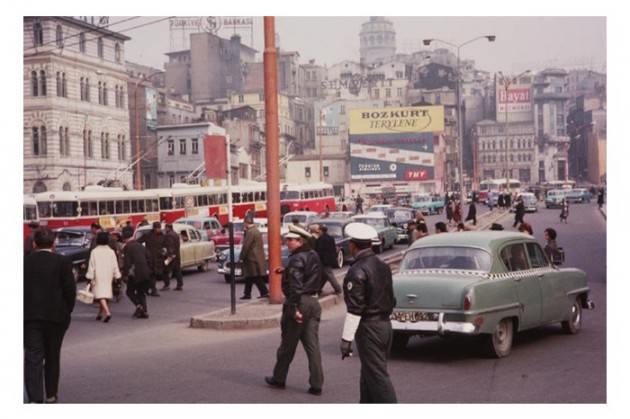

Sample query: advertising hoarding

[349,106,444,181]
[145,87,158,130]
[496,83,532,122]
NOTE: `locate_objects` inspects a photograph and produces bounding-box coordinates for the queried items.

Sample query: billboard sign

[349,106,443,181]
[145,87,158,130]
[496,83,532,122]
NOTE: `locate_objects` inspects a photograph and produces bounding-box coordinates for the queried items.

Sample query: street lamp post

[498,70,531,194]
[423,35,495,200]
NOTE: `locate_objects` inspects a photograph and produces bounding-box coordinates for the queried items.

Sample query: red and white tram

[280,183,336,215]
[23,195,39,241]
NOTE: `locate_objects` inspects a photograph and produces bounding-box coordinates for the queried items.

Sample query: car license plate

[390,311,438,322]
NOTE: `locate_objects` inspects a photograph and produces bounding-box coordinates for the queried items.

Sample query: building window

[103,83,108,105]
[179,139,186,155]
[191,138,198,154]
[32,127,39,155]
[80,77,85,100]
[31,71,38,96]
[397,87,403,97]
[238,95,244,103]
[56,25,63,47]
[121,136,126,160]
[385,88,391,98]
[115,86,119,107]
[323,166,329,177]
[85,78,90,102]
[79,33,86,53]
[115,43,121,63]
[169,174,175,186]
[98,82,103,104]
[33,21,44,47]
[97,37,104,58]
[101,132,110,159]
[56,72,62,96]
[305,167,311,178]
[167,139,174,156]
[40,70,47,96]
[61,72,66,97]
[373,88,379,99]
[59,126,70,156]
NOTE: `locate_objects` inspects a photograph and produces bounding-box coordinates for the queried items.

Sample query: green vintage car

[390,231,594,358]
[351,213,398,253]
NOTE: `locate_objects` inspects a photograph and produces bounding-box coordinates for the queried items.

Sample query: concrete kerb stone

[190,210,511,331]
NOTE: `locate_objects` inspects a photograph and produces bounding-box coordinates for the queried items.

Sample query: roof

[408,231,535,252]
[54,17,131,41]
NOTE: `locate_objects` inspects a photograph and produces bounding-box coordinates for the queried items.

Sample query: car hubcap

[572,304,581,327]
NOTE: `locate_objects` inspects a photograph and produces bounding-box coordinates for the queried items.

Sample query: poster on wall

[145,87,158,129]
[349,106,444,181]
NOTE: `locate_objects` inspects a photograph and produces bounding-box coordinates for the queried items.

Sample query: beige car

[135,223,215,272]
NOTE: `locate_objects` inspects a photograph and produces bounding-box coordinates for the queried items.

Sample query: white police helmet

[345,222,378,243]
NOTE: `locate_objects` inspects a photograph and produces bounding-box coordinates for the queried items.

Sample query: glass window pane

[526,243,549,268]
[401,247,492,271]
[500,244,530,271]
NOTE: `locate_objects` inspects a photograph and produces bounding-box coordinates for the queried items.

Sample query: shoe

[96,315,102,321]
[240,295,252,300]
[138,311,149,319]
[160,285,171,291]
[174,286,183,291]
[45,396,57,403]
[307,387,322,396]
[133,305,143,318]
[258,294,270,299]
[264,376,285,389]
[103,315,112,323]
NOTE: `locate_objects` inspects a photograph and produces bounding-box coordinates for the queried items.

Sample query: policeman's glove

[340,339,353,360]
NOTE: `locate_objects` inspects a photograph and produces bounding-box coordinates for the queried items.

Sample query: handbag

[77,283,94,305]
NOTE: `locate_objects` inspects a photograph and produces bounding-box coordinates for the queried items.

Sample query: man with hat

[121,229,151,318]
[339,222,397,403]
[239,216,269,299]
[265,224,324,396]
[137,221,167,296]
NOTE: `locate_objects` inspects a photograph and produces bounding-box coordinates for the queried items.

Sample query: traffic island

[190,293,344,330]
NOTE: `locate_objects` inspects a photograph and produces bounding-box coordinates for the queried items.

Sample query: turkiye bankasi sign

[349,106,444,181]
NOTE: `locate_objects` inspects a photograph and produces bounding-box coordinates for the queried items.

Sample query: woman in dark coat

[465,201,477,226]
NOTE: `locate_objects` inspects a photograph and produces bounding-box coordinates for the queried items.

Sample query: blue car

[565,188,592,204]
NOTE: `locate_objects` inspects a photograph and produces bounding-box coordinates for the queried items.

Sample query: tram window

[261,191,266,201]
[208,194,216,205]
[52,202,75,217]
[122,200,131,214]
[24,206,37,220]
[137,200,145,212]
[131,200,138,213]
[80,201,89,217]
[147,199,158,212]
[115,200,123,214]
[38,202,51,218]
[232,193,241,204]
[221,194,227,204]
[175,197,185,209]
[89,201,98,216]
[254,192,260,201]
[247,192,254,202]
[104,201,114,215]
[159,197,172,210]
[198,195,208,206]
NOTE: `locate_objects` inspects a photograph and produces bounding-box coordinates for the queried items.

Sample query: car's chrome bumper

[391,313,478,335]
[397,233,409,241]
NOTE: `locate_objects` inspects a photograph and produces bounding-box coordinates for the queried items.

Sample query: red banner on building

[203,135,227,179]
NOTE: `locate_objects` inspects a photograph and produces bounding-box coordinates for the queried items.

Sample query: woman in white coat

[86,232,121,322]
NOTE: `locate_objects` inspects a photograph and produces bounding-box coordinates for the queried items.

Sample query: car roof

[353,213,387,219]
[408,231,536,252]
[55,226,91,233]
[283,211,318,217]
[310,218,351,225]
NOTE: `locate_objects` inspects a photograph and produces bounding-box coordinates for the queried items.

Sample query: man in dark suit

[137,221,167,296]
[164,224,183,291]
[24,228,76,403]
[122,231,151,318]
[314,224,342,295]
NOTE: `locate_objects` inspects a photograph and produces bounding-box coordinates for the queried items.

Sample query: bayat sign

[349,106,444,135]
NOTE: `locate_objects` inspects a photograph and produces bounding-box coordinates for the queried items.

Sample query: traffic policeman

[266,224,324,396]
[340,222,397,403]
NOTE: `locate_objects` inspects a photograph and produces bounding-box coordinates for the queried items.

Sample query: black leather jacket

[282,246,322,310]
[343,248,396,318]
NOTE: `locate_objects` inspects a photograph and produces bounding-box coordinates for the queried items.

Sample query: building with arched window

[23,16,131,193]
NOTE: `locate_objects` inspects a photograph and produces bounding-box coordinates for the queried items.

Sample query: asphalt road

[58,204,605,403]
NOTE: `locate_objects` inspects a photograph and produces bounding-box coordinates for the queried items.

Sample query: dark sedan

[383,207,416,244]
[54,227,94,282]
[309,218,354,268]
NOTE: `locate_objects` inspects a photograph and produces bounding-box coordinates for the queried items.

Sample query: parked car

[545,189,568,209]
[54,227,93,281]
[367,204,393,214]
[411,194,444,215]
[282,211,319,229]
[390,231,594,358]
[565,188,592,204]
[327,211,354,219]
[383,207,416,244]
[308,218,354,268]
[211,218,267,251]
[216,228,290,283]
[135,223,215,272]
[485,191,500,207]
[351,213,398,253]
[510,192,538,213]
[175,215,222,242]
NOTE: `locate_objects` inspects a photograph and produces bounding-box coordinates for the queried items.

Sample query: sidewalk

[190,209,511,330]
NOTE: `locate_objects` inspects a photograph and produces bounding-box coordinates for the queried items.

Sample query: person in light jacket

[86,232,121,322]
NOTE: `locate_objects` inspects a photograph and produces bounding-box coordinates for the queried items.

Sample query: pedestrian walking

[453,200,462,224]
[314,224,342,295]
[412,221,429,242]
[445,201,454,225]
[355,194,364,214]
[266,224,324,395]
[109,230,125,302]
[560,198,569,223]
[88,223,102,251]
[339,222,397,403]
[85,232,121,323]
[164,224,184,291]
[465,200,477,226]
[597,188,605,209]
[497,192,505,209]
[239,217,269,299]
[122,230,151,318]
[122,220,134,238]
[513,198,526,228]
[544,227,561,262]
[24,228,76,403]
[137,221,168,296]
[24,221,39,257]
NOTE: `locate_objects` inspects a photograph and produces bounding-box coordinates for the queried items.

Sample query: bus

[280,183,336,216]
[32,182,336,229]
[478,178,521,201]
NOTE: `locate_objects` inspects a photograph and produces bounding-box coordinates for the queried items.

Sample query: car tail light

[473,316,484,327]
[463,292,473,310]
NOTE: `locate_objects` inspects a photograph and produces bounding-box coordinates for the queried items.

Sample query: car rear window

[401,247,492,272]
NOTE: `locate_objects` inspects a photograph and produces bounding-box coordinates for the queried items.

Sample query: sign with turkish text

[496,84,533,121]
[349,106,444,135]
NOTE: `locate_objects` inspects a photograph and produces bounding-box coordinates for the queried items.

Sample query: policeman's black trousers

[355,320,397,403]
[24,320,68,402]
[126,278,149,312]
[243,276,268,297]
[272,296,323,390]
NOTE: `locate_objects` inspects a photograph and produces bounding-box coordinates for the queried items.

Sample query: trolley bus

[32,182,335,229]
[478,178,521,201]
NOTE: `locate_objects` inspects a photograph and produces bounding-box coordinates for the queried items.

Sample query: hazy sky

[114,16,606,75]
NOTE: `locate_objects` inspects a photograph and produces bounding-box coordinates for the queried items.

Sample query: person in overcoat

[85,232,121,322]
[513,198,526,228]
[24,228,76,403]
[122,231,151,318]
[137,221,167,296]
[465,200,477,226]
[164,224,183,291]
[239,218,269,299]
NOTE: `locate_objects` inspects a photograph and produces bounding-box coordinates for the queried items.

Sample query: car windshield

[389,210,412,222]
[413,196,430,203]
[182,220,202,229]
[401,246,492,272]
[358,218,385,228]
[323,224,344,238]
[284,214,307,224]
[55,231,88,247]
